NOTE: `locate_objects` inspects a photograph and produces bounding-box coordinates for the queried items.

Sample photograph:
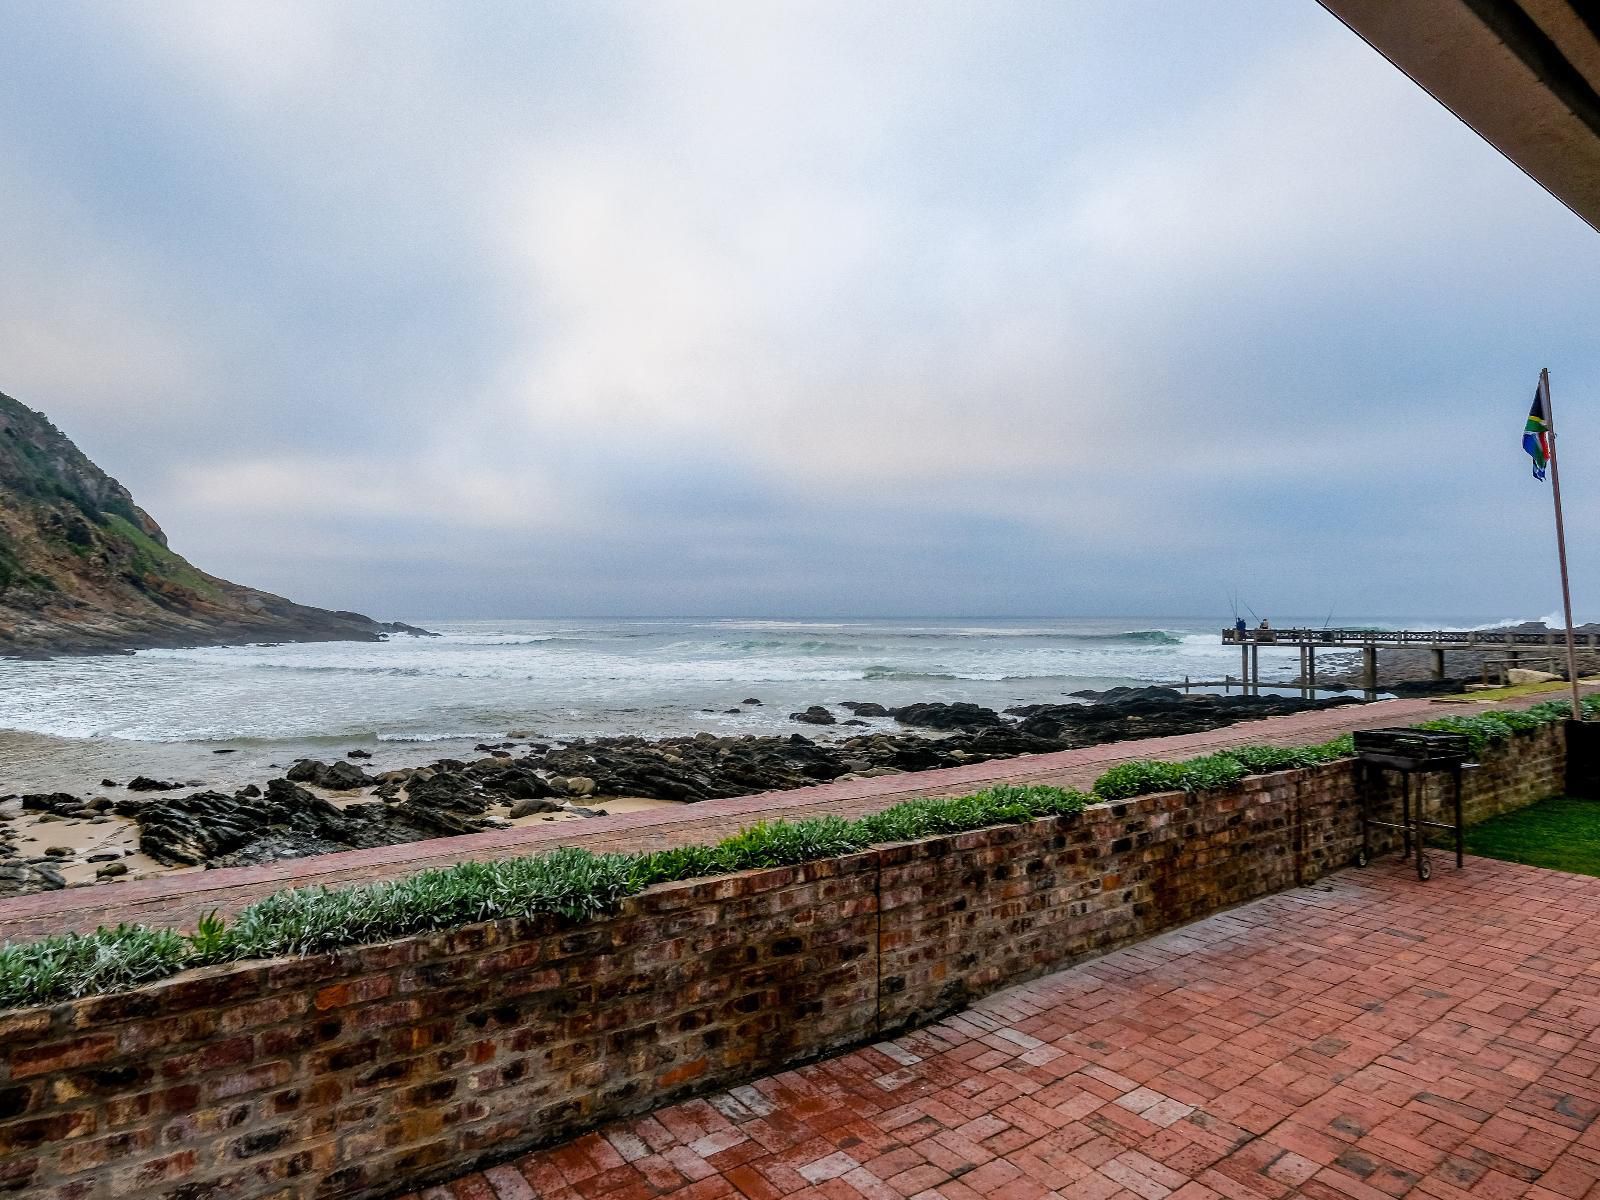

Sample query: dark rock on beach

[126,776,184,792]
[0,861,65,895]
[131,788,326,866]
[21,792,86,816]
[790,706,837,725]
[286,759,374,790]
[125,776,497,868]
[1383,678,1475,697]
[889,702,1007,731]
[469,763,555,802]
[0,802,70,894]
[1066,685,1185,704]
[841,701,890,717]
[1006,689,1358,742]
[508,798,564,818]
[404,771,487,815]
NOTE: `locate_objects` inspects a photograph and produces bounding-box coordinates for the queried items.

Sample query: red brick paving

[412,854,1600,1200]
[0,695,1548,940]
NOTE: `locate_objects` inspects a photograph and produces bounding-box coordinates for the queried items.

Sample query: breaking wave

[0,614,1422,748]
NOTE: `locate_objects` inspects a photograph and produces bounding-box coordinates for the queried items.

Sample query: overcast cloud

[2,1,1598,622]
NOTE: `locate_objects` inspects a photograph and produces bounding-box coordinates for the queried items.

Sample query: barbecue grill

[1351,728,1476,881]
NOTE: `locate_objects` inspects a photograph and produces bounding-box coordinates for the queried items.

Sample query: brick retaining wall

[877,721,1565,1029]
[0,722,1566,1200]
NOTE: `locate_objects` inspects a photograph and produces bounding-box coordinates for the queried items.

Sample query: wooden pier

[1220,627,1600,690]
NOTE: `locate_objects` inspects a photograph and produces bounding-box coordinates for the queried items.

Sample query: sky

[2,1,1599,623]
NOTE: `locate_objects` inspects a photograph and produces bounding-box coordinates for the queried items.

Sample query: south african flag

[1524,384,1551,481]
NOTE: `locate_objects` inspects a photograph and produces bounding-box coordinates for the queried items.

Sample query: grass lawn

[1439,678,1597,703]
[1465,795,1600,877]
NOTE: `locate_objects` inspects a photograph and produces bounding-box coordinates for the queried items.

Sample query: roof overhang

[1317,0,1600,233]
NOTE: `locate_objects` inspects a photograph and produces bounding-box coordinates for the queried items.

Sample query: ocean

[0,615,1483,793]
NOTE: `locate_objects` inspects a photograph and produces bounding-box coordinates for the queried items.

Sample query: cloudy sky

[3,1,1598,622]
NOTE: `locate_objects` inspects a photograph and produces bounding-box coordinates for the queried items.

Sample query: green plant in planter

[1093,754,1247,801]
[856,785,1091,842]
[0,924,190,1009]
[216,847,639,960]
[187,910,229,965]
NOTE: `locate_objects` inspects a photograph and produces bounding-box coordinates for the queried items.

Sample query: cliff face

[0,391,419,656]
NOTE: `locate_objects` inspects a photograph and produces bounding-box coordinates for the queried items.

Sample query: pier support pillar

[1241,643,1249,691]
[1306,645,1316,689]
[1430,647,1445,681]
[1250,644,1259,692]
[1362,645,1378,691]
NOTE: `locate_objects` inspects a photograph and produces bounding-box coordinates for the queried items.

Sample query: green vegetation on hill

[0,391,195,606]
[0,391,216,598]
[101,514,225,601]
[0,535,50,597]
[0,410,140,529]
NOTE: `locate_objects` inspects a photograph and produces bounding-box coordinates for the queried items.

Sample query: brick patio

[412,853,1600,1200]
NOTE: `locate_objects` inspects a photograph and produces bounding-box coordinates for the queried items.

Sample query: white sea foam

[1468,612,1582,631]
[0,614,1472,745]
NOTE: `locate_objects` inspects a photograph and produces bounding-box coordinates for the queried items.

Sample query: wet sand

[1,798,171,886]
[0,728,503,796]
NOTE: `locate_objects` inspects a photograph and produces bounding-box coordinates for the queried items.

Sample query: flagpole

[1542,368,1584,720]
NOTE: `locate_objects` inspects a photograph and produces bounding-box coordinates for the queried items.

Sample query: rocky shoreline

[0,687,1361,898]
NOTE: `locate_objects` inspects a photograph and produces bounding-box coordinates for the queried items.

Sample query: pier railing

[1220,627,1598,690]
[1221,627,1600,648]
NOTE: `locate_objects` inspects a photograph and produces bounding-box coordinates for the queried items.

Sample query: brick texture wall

[0,723,1566,1200]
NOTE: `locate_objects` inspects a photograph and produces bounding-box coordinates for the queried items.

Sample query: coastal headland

[0,390,430,656]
